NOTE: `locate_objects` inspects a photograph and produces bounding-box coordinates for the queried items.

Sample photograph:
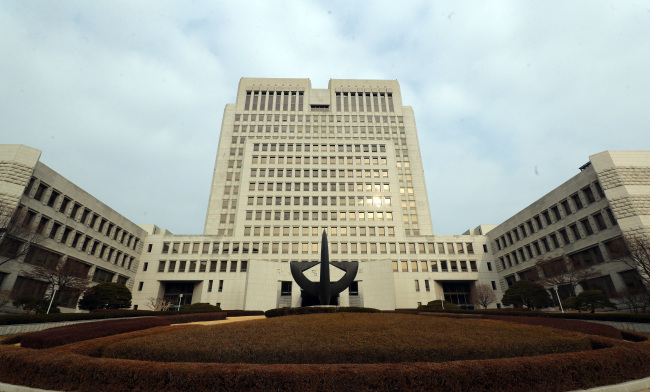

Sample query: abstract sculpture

[290,230,359,305]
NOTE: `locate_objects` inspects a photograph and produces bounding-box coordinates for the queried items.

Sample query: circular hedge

[0,313,649,392]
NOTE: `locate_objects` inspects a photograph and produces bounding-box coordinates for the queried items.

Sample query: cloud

[1,1,649,235]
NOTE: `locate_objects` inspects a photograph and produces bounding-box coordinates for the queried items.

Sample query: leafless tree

[0,208,44,268]
[146,297,172,311]
[472,283,497,309]
[535,257,600,298]
[0,289,13,307]
[615,288,650,313]
[22,258,92,301]
[616,234,650,288]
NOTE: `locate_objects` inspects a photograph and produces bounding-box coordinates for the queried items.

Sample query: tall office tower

[133,78,495,311]
[204,78,433,242]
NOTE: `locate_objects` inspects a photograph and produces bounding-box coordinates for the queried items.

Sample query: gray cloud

[2,1,649,235]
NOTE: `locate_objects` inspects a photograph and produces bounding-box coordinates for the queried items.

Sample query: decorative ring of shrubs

[1,311,649,392]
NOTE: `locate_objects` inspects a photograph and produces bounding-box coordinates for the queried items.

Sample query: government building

[1,78,649,312]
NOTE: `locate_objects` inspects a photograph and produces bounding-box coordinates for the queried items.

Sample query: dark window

[561,199,572,215]
[491,281,497,290]
[551,205,561,221]
[570,224,581,240]
[47,190,59,207]
[594,181,605,198]
[559,228,570,245]
[487,262,492,271]
[605,208,617,226]
[582,186,596,204]
[138,282,143,291]
[571,194,583,210]
[350,281,359,295]
[581,219,594,236]
[281,281,292,296]
[143,262,148,272]
[542,210,552,225]
[593,212,607,230]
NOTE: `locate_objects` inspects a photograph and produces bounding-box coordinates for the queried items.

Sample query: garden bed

[0,312,649,391]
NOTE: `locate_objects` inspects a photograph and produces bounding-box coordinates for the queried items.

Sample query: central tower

[203,78,434,257]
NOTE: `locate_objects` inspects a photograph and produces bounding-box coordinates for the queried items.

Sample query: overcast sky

[2,1,649,236]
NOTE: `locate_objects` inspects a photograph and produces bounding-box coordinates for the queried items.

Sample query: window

[561,199,572,215]
[551,205,561,221]
[583,186,596,204]
[281,281,292,296]
[593,212,607,230]
[491,281,496,290]
[570,224,581,240]
[414,280,420,292]
[138,282,143,291]
[487,262,492,271]
[208,280,213,292]
[218,280,224,292]
[571,193,583,210]
[605,208,617,226]
[581,219,594,236]
[220,260,227,272]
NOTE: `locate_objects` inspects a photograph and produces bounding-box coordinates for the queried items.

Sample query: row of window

[244,209,395,222]
[234,125,407,136]
[236,113,403,124]
[158,240,478,256]
[246,196,393,208]
[499,209,616,270]
[243,225,396,237]
[250,168,391,180]
[495,182,607,251]
[25,178,141,251]
[252,155,389,166]
[151,259,248,274]
[247,181,395,193]
[244,90,304,111]
[252,142,387,153]
[335,92,395,113]
[15,207,136,271]
[392,259,482,273]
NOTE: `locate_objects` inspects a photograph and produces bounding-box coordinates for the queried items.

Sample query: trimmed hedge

[264,306,380,318]
[224,310,265,317]
[163,312,227,324]
[409,308,650,323]
[480,314,624,340]
[1,336,649,391]
[20,317,171,349]
[99,313,592,364]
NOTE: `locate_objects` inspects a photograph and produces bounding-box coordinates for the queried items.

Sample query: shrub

[100,313,592,364]
[20,317,171,349]
[417,300,460,310]
[78,283,132,311]
[163,312,227,324]
[12,296,59,314]
[480,314,623,339]
[1,332,649,392]
[224,310,265,317]
[179,303,221,312]
[264,306,380,318]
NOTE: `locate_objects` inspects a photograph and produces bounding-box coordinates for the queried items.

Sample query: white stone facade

[2,79,649,313]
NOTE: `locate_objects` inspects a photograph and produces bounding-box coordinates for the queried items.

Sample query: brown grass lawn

[100,313,592,364]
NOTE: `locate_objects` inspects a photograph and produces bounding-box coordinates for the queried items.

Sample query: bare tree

[472,283,497,309]
[146,297,171,311]
[0,288,13,307]
[535,257,599,298]
[22,257,92,306]
[615,288,650,313]
[617,234,650,288]
[0,208,43,268]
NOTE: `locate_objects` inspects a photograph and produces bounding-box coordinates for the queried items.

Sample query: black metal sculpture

[290,230,358,305]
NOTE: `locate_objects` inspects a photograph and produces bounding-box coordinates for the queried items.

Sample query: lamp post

[553,285,565,313]
[178,293,183,310]
[47,284,59,314]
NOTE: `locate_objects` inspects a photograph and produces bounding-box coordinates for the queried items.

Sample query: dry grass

[100,313,592,364]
